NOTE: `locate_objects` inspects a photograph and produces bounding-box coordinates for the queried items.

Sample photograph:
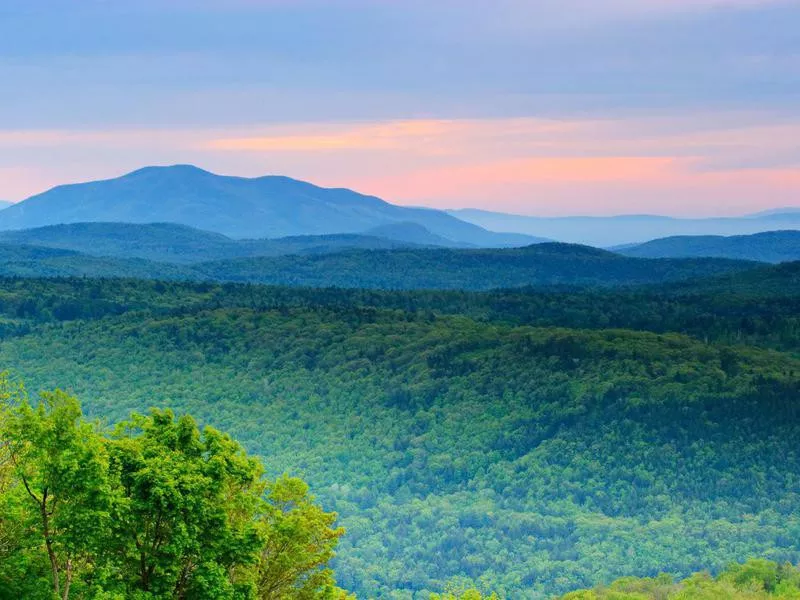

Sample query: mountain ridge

[0,165,541,247]
[0,221,442,264]
[0,238,761,289]
[449,207,800,246]
[618,230,800,263]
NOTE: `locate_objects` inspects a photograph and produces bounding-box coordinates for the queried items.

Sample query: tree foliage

[0,277,798,597]
[559,559,800,599]
[0,378,345,599]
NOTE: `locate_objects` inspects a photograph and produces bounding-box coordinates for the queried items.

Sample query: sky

[0,0,799,216]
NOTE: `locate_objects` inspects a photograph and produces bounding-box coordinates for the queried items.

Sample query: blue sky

[1,0,798,215]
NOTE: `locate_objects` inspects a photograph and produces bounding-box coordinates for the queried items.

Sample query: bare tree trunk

[61,558,73,600]
[40,489,61,599]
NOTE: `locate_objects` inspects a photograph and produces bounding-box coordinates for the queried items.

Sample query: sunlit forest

[0,270,797,598]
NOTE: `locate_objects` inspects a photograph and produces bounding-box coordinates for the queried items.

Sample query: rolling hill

[0,165,541,246]
[362,221,472,247]
[618,230,800,263]
[0,242,196,279]
[0,277,797,597]
[0,240,760,289]
[665,259,800,296]
[449,208,800,247]
[193,244,757,290]
[0,222,440,264]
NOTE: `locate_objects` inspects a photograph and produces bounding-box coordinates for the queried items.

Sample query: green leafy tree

[256,474,346,599]
[560,560,800,600]
[0,381,349,599]
[430,589,500,600]
[0,377,25,587]
[105,409,266,598]
[0,381,111,600]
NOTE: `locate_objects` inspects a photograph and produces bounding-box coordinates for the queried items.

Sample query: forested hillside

[0,243,763,289]
[619,230,800,263]
[0,222,433,263]
[0,277,797,598]
[194,244,759,289]
[6,0,799,597]
[0,274,796,351]
[556,560,800,599]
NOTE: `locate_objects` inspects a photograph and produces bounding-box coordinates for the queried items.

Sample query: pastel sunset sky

[1,0,798,215]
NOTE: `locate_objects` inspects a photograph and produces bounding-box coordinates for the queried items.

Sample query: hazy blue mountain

[618,230,800,263]
[749,207,800,217]
[0,201,12,210]
[0,222,435,264]
[0,165,541,246]
[362,221,472,247]
[449,208,800,247]
[755,211,800,222]
[363,221,550,247]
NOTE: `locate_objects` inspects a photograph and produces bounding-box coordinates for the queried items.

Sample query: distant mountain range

[618,230,800,263]
[0,165,543,247]
[0,237,761,290]
[449,208,800,247]
[0,222,446,264]
[362,221,469,247]
[749,207,800,217]
[1,165,798,267]
[0,221,794,271]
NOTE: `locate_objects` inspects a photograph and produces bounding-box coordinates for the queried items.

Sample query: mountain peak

[124,164,216,179]
[0,167,542,246]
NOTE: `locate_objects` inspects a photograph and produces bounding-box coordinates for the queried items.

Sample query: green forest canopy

[0,276,797,597]
[3,383,800,599]
[0,242,767,290]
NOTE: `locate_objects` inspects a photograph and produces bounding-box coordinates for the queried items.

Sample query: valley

[4,0,800,596]
[0,175,797,599]
[0,272,798,598]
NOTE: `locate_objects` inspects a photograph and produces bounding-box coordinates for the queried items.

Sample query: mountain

[449,208,800,247]
[0,222,437,264]
[0,165,541,247]
[749,207,800,217]
[0,201,11,210]
[754,211,800,222]
[362,221,472,247]
[617,230,800,263]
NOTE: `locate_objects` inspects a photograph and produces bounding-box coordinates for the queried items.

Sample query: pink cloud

[1,113,799,215]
